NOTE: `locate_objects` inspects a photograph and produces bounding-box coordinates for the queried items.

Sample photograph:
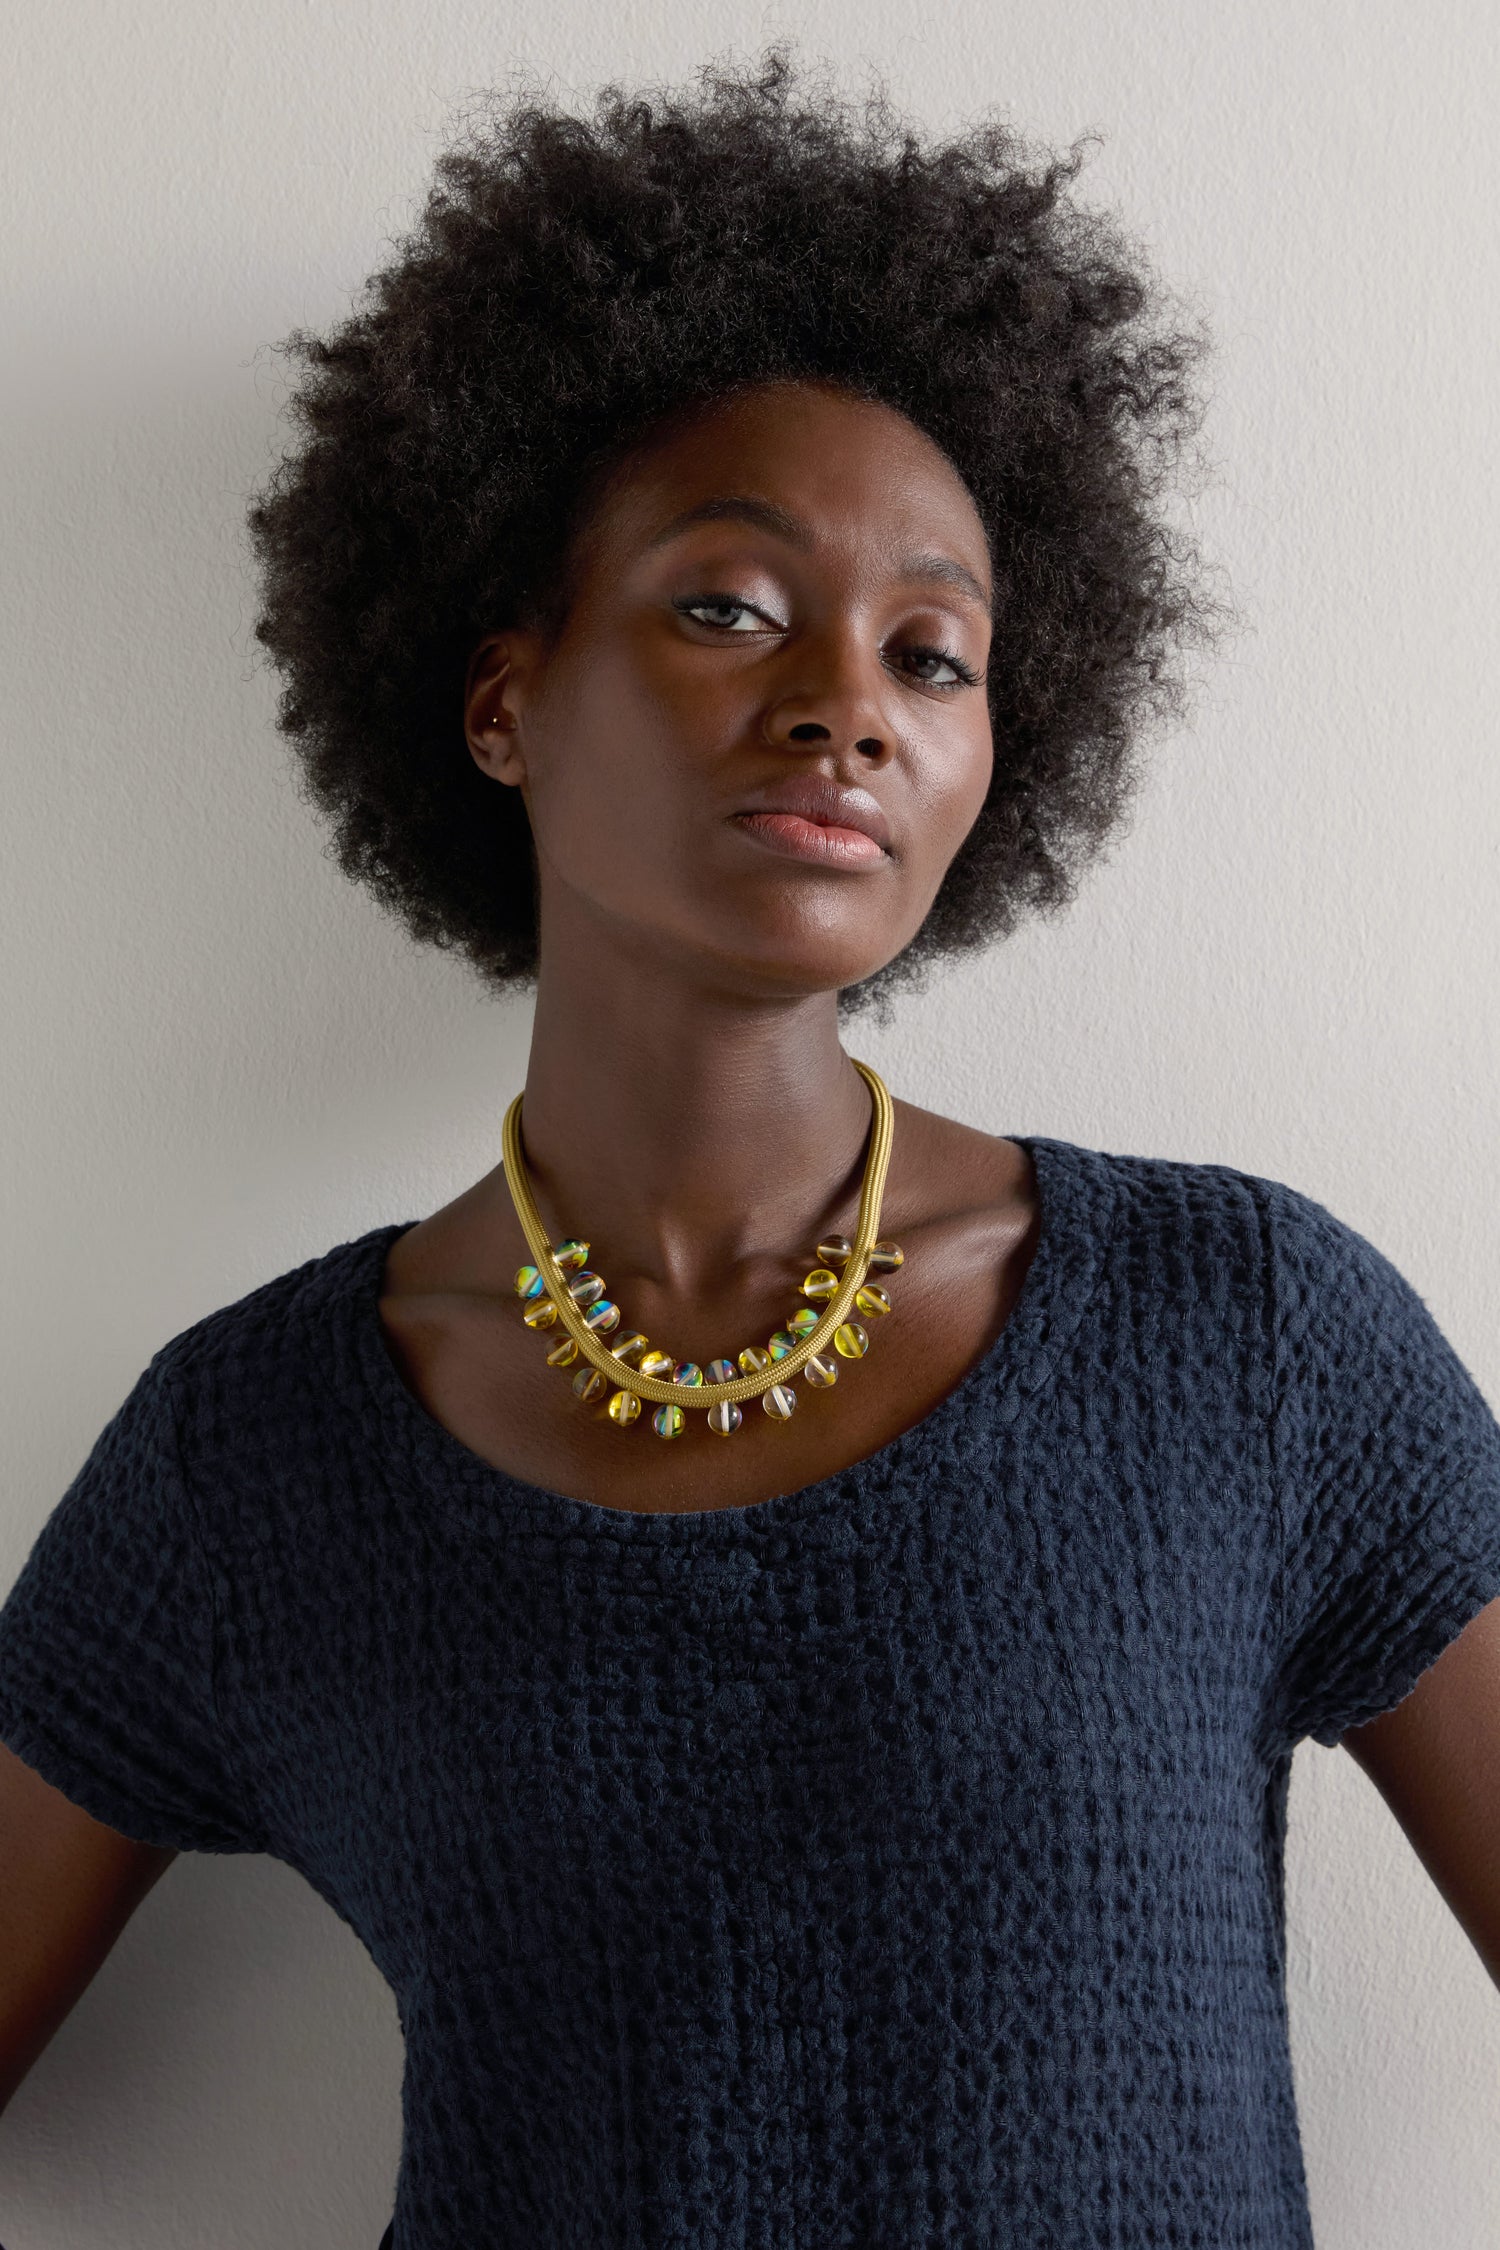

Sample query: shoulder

[1035,1136,1478,1404]
[142,1220,404,1479]
[898,1097,1415,1303]
[1018,1130,1281,1273]
[1017,1133,1436,1362]
[148,1221,394,1380]
[1028,1132,1371,1258]
[894,1102,1381,1313]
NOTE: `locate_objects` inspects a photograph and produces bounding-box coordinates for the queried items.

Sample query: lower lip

[732,812,888,866]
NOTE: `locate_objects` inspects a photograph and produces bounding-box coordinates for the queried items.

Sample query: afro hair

[247,49,1214,1014]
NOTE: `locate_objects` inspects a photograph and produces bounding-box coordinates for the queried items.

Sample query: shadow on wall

[0,1850,403,2249]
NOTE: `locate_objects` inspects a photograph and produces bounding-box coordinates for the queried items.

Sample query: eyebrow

[900,553,992,613]
[645,496,810,551]
[644,495,993,614]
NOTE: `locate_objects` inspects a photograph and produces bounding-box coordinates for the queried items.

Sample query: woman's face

[465,381,995,999]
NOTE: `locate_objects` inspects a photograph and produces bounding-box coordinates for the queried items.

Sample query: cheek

[525,733,662,890]
[913,716,994,871]
[518,656,706,907]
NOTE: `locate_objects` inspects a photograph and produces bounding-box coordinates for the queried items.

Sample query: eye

[672,594,782,633]
[894,644,984,689]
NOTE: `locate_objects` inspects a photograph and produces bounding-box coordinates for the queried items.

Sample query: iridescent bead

[611,1331,649,1363]
[652,1402,685,1439]
[607,1388,641,1427]
[803,1353,838,1388]
[552,1239,589,1271]
[522,1296,558,1329]
[583,1298,621,1332]
[673,1362,704,1387]
[816,1233,854,1265]
[639,1349,675,1380]
[706,1358,737,1384]
[546,1336,579,1368]
[762,1383,797,1421]
[707,1398,742,1437]
[572,1367,607,1402]
[738,1345,771,1374]
[568,1271,605,1307]
[514,1264,547,1300]
[854,1282,892,1320]
[833,1322,869,1360]
[868,1240,904,1272]
[768,1331,797,1361]
[801,1267,840,1302]
[787,1308,820,1338]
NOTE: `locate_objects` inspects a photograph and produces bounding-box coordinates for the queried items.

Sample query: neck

[511,945,876,1294]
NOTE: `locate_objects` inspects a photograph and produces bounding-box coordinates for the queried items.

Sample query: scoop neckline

[348,1132,1115,1542]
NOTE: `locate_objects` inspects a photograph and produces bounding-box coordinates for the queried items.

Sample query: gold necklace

[501,1058,902,1438]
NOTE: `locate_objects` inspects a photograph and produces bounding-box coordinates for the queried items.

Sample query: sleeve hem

[1305,1473,1500,1748]
[0,1699,252,1856]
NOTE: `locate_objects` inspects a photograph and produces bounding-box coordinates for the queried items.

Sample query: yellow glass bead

[552,1239,589,1271]
[707,1399,742,1436]
[706,1358,737,1384]
[868,1240,904,1272]
[522,1296,558,1329]
[568,1271,605,1307]
[674,1362,703,1387]
[787,1308,819,1338]
[738,1345,771,1374]
[816,1233,854,1265]
[607,1388,641,1427]
[611,1331,649,1363]
[639,1349,675,1380]
[768,1331,795,1360]
[804,1353,838,1387]
[652,1402,685,1439]
[855,1282,892,1320]
[801,1267,840,1302]
[834,1322,869,1360]
[572,1367,607,1402]
[514,1264,547,1300]
[546,1336,579,1368]
[762,1382,797,1420]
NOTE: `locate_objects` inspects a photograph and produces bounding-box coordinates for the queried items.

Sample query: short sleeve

[1259,1181,1500,1751]
[0,1351,262,1853]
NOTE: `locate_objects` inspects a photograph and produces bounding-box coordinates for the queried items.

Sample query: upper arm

[0,1738,177,2113]
[1340,1592,1500,1992]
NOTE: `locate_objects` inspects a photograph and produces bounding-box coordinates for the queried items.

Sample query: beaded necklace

[502,1058,902,1439]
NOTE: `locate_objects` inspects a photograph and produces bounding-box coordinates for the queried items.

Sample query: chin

[702,928,909,1003]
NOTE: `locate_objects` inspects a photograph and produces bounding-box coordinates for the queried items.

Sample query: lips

[730,777,892,862]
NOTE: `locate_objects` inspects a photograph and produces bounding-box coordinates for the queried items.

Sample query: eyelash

[672,595,984,689]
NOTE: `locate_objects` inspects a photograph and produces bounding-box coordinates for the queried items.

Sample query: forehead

[583,383,992,588]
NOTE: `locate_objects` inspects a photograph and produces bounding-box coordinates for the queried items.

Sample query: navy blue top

[4,1135,1500,2248]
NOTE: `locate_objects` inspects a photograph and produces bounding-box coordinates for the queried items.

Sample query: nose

[760,630,892,762]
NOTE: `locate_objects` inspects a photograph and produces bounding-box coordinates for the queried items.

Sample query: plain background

[3,1,1498,2243]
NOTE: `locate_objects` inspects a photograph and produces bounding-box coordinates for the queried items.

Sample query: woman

[1,54,1497,2250]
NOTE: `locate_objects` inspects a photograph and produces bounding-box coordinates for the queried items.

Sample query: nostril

[788,721,831,742]
[855,736,883,758]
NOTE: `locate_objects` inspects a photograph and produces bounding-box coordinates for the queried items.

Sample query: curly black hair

[247,50,1214,1015]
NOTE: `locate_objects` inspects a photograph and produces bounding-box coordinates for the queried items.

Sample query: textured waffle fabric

[4,1134,1500,2249]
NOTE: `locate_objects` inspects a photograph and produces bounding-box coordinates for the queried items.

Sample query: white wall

[3,1,1497,2242]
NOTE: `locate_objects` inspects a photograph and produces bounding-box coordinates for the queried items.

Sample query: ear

[464,628,545,787]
